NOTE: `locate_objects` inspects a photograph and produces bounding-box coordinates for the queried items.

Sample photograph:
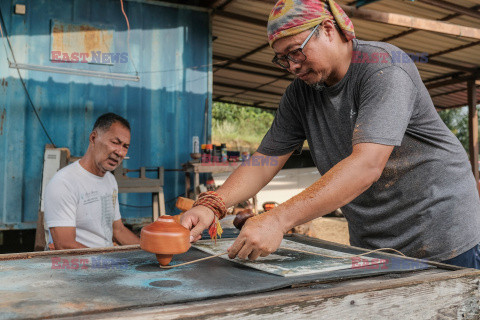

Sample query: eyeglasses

[272,24,320,69]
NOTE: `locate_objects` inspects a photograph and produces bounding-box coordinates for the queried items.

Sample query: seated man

[44,113,140,249]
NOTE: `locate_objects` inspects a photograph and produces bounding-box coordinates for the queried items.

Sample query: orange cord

[120,0,130,36]
[119,0,137,75]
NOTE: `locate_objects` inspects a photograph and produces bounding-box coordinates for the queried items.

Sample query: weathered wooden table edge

[3,239,479,320]
[73,268,480,320]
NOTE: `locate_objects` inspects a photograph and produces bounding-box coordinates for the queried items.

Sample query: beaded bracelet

[192,191,227,242]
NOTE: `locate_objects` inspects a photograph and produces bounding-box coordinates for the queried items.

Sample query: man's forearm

[216,152,291,208]
[54,241,88,250]
[50,227,89,249]
[274,144,392,233]
[113,227,140,245]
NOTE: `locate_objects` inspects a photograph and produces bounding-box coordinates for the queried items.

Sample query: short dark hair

[93,113,130,132]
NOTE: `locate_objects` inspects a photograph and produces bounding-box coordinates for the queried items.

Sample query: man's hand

[227,211,285,261]
[180,205,215,243]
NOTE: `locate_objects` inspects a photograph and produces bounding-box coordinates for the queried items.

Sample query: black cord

[0,7,56,147]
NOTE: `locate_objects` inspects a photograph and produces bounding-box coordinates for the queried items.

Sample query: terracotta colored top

[140,216,191,255]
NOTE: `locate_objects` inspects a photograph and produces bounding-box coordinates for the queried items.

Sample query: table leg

[185,172,191,199]
[194,172,200,200]
[152,193,159,221]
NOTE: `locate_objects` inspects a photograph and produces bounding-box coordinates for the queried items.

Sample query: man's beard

[308,81,326,91]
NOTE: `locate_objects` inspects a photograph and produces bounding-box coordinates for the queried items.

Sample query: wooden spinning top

[233,208,255,230]
[140,216,191,266]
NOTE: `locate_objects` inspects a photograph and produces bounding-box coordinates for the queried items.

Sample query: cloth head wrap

[267,0,355,46]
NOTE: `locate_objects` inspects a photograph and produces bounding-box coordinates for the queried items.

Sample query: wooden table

[2,234,479,320]
[182,161,242,200]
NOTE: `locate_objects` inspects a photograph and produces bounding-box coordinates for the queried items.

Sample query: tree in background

[438,107,472,153]
[212,102,275,152]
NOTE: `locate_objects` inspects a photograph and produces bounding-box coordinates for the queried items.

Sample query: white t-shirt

[44,161,121,248]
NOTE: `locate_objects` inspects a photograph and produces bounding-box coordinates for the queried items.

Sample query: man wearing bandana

[182,0,480,268]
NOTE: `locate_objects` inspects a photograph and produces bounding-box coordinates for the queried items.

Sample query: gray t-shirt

[258,39,480,261]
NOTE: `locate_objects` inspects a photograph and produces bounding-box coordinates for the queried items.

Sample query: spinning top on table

[233,208,255,230]
[140,216,191,266]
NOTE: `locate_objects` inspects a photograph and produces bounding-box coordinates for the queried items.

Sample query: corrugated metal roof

[202,0,480,109]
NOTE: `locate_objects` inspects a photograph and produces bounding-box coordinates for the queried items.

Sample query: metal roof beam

[429,40,480,59]
[213,98,276,110]
[415,0,480,20]
[215,4,480,57]
[220,65,293,80]
[214,11,267,27]
[436,99,480,109]
[213,81,282,96]
[379,44,479,73]
[228,73,291,99]
[213,43,270,73]
[426,74,480,90]
[431,87,470,98]
[380,5,480,42]
[213,54,288,74]
[427,60,478,73]
[341,5,480,40]
[424,72,464,84]
[211,0,235,11]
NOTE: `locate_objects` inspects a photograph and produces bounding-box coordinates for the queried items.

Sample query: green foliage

[212,102,275,152]
[212,103,478,156]
[438,107,470,152]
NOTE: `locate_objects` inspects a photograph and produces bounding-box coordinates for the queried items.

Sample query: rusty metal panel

[50,20,115,64]
[0,0,211,229]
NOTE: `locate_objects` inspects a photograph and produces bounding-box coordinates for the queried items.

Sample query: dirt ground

[207,213,350,245]
[294,217,350,245]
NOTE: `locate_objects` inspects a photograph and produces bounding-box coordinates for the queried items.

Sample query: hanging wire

[119,0,138,76]
[0,7,56,147]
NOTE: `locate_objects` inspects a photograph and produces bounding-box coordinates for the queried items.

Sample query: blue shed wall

[0,0,212,229]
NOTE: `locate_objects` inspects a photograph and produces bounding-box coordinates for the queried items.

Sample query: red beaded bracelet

[192,191,227,242]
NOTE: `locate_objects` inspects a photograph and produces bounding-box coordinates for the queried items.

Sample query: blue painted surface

[0,0,211,229]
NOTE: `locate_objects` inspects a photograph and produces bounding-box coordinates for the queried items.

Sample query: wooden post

[468,80,479,184]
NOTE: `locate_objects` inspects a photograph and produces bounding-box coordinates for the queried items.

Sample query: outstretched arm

[181,151,293,241]
[228,142,394,260]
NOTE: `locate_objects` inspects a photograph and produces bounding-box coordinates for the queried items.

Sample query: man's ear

[89,130,97,144]
[321,19,337,40]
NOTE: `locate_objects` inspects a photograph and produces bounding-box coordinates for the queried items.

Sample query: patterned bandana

[267,0,355,46]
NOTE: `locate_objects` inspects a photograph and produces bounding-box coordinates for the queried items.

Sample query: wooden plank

[214,6,480,40]
[80,269,480,319]
[342,5,480,40]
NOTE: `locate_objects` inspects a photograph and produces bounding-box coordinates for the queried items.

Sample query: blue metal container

[0,0,212,229]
